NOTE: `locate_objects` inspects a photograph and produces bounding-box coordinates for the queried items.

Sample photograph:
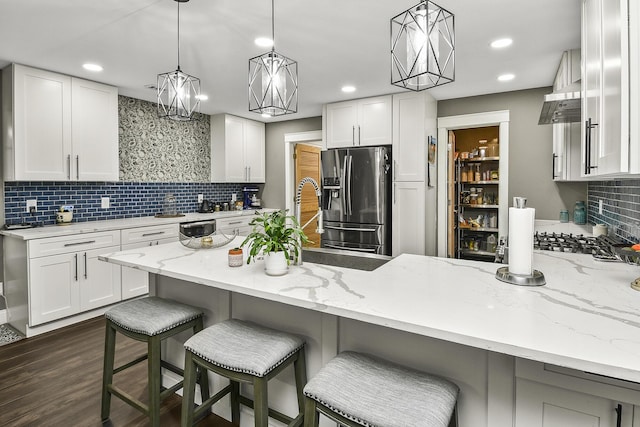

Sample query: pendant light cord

[271,0,275,52]
[177,1,181,71]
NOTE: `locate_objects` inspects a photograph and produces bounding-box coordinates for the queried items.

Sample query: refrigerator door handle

[341,154,348,215]
[346,154,353,215]
[325,225,377,232]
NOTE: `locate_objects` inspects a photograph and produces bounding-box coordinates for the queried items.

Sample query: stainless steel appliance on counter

[321,146,391,255]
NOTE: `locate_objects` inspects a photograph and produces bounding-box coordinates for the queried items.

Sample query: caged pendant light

[157,0,201,121]
[391,0,455,91]
[249,0,298,117]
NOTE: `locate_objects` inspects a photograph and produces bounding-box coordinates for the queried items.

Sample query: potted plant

[241,210,309,275]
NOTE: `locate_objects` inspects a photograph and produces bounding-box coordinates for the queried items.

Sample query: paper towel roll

[508,207,535,276]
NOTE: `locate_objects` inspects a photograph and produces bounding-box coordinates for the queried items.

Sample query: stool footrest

[113,353,148,375]
[238,395,297,425]
[160,360,185,377]
[108,384,149,415]
[194,384,233,419]
[160,381,184,400]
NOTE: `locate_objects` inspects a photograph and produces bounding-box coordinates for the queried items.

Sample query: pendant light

[391,0,455,91]
[249,0,298,117]
[157,0,201,121]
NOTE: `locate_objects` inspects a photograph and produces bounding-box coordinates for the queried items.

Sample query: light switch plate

[198,194,204,203]
[26,199,37,213]
[101,197,110,209]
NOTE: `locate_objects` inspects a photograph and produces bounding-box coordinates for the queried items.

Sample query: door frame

[436,111,510,257]
[284,131,323,216]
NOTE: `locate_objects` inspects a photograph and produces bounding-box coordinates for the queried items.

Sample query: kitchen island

[100,239,640,426]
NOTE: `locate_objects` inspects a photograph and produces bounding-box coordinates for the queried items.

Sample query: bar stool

[101,296,208,427]
[303,351,459,427]
[181,318,307,427]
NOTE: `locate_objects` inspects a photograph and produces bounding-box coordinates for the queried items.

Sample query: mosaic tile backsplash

[4,182,246,225]
[588,179,640,243]
[118,96,211,182]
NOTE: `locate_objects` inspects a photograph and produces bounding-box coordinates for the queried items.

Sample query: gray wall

[437,87,588,220]
[262,117,323,209]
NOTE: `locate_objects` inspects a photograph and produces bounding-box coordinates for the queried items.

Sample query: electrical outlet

[198,194,204,203]
[101,197,110,209]
[599,199,603,215]
[26,199,37,213]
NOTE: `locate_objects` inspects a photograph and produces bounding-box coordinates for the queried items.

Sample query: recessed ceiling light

[83,63,103,72]
[254,37,273,48]
[341,85,356,93]
[195,94,208,101]
[497,73,515,82]
[491,38,513,49]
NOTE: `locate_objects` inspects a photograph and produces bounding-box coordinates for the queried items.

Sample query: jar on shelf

[461,166,468,182]
[559,210,569,223]
[476,188,483,204]
[487,138,499,157]
[474,164,481,182]
[573,201,586,225]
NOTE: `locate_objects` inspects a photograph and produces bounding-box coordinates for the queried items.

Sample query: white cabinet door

[393,92,425,182]
[29,252,80,325]
[515,378,630,427]
[582,0,602,177]
[121,237,176,299]
[392,181,425,256]
[357,95,392,147]
[71,78,119,181]
[211,114,265,182]
[80,246,121,311]
[326,101,358,148]
[8,64,72,181]
[244,118,266,182]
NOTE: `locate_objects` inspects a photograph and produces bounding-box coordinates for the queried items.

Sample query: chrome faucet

[295,177,324,265]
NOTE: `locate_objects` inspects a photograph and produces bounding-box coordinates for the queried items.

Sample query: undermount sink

[301,247,391,271]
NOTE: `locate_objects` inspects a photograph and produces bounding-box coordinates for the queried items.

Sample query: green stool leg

[303,397,319,427]
[100,321,116,421]
[231,380,241,424]
[253,377,269,427]
[181,350,197,427]
[293,347,308,414]
[148,335,162,427]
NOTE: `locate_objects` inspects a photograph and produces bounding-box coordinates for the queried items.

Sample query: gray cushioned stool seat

[184,319,304,377]
[304,351,459,427]
[105,296,203,336]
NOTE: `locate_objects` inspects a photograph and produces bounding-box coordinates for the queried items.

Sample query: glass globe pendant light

[391,0,455,91]
[157,0,201,121]
[249,0,298,117]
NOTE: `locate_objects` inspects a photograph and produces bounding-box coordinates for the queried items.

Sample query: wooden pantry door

[295,143,321,248]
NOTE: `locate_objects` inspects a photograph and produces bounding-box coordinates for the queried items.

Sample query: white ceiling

[0,0,581,122]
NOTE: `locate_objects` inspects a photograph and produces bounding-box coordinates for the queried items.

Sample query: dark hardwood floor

[0,317,234,427]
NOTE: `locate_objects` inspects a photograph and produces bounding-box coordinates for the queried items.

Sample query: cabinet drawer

[28,231,120,258]
[121,224,178,245]
[216,216,252,229]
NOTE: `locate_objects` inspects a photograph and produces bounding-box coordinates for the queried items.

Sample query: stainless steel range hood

[538,82,581,125]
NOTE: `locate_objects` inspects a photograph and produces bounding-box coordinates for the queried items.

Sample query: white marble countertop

[0,209,274,240]
[99,239,640,382]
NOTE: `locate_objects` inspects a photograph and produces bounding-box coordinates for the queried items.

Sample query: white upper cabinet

[2,64,119,181]
[211,114,265,183]
[581,0,638,177]
[325,95,392,148]
[392,92,426,182]
[71,78,119,181]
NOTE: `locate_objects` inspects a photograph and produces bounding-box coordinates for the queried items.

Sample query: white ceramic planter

[264,251,288,276]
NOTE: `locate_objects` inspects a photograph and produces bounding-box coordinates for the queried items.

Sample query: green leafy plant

[241,210,309,265]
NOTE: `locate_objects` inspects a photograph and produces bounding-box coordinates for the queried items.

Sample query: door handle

[552,153,557,179]
[248,166,251,181]
[74,253,78,281]
[615,403,622,427]
[64,240,96,247]
[394,160,397,181]
[142,231,165,237]
[76,155,79,180]
[325,225,377,232]
[346,155,353,215]
[84,252,87,279]
[227,221,243,225]
[324,243,377,253]
[357,125,361,145]
[352,126,355,146]
[584,118,598,175]
[67,155,71,180]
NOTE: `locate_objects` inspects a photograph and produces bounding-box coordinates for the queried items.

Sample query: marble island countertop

[99,238,640,383]
[0,209,274,240]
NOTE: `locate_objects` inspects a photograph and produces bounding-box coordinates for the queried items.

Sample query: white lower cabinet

[515,359,638,427]
[120,224,179,299]
[27,231,121,326]
[392,181,425,256]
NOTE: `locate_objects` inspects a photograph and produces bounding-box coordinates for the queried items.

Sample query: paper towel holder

[495,267,546,286]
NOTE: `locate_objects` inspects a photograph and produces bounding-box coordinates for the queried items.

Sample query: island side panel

[4,237,28,335]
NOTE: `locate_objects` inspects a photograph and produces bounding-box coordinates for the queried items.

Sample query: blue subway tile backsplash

[588,179,640,243]
[5,181,248,225]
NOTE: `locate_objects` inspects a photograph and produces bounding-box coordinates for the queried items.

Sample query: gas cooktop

[534,232,621,261]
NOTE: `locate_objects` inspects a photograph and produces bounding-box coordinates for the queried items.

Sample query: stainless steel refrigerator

[321,146,392,255]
